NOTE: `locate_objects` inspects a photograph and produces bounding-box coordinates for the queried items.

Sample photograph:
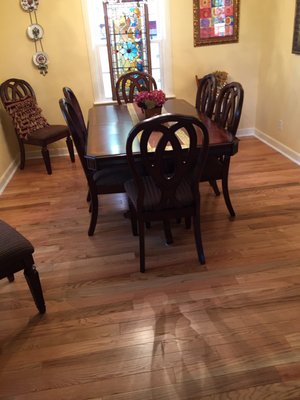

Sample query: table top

[86,98,238,167]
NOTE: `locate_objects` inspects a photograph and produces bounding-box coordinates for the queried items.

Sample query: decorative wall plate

[32,51,49,66]
[20,0,39,12]
[27,24,44,40]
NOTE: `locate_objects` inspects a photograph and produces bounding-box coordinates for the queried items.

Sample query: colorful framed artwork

[292,0,300,54]
[193,0,240,47]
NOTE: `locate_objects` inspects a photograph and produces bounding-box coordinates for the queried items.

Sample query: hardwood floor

[0,137,300,399]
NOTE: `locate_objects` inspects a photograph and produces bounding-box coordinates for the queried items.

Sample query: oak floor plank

[0,137,300,398]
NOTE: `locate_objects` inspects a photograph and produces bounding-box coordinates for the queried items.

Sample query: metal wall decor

[20,0,49,75]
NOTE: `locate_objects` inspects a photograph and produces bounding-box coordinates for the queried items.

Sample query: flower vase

[144,106,162,119]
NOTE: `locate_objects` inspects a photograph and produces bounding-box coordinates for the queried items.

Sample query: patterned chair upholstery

[0,220,46,314]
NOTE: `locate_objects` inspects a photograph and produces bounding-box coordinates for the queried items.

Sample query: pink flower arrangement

[135,90,166,110]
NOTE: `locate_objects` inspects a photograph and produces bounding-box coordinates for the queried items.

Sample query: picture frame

[292,0,300,54]
[193,0,240,47]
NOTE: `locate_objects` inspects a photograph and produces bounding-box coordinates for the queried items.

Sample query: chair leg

[145,221,151,229]
[130,216,138,236]
[185,217,191,229]
[24,258,46,314]
[193,209,206,265]
[126,198,138,236]
[41,146,52,175]
[222,156,235,217]
[209,180,221,196]
[88,191,99,236]
[7,274,15,282]
[19,140,26,170]
[86,189,91,203]
[66,136,75,163]
[163,219,173,245]
[138,219,145,273]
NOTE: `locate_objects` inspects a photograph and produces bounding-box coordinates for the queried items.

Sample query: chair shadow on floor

[150,294,213,397]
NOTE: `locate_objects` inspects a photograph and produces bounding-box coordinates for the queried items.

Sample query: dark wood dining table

[85,98,239,171]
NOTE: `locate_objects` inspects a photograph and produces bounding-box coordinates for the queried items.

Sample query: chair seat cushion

[5,96,49,140]
[93,163,144,192]
[28,125,69,143]
[125,175,193,211]
[0,220,34,277]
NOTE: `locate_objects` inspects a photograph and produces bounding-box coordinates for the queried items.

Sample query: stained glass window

[81,0,173,102]
[103,1,152,100]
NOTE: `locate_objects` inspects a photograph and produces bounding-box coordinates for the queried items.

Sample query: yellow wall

[0,0,299,180]
[0,0,94,177]
[169,0,262,130]
[0,118,17,175]
[256,0,300,153]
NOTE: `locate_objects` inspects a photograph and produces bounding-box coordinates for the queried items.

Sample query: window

[103,1,152,100]
[81,0,173,103]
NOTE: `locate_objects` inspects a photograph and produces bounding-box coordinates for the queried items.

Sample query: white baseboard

[237,127,300,166]
[236,127,256,137]
[26,147,73,159]
[254,129,300,166]
[0,148,73,194]
[0,157,19,195]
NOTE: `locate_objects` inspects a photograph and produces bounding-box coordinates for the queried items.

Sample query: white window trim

[80,0,174,104]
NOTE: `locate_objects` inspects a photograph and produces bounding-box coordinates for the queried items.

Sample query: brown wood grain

[0,137,300,399]
[86,99,235,160]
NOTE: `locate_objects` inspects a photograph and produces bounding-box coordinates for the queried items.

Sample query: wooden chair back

[195,73,217,118]
[63,87,86,132]
[59,98,87,175]
[126,114,209,211]
[115,71,157,105]
[0,78,36,105]
[214,82,244,136]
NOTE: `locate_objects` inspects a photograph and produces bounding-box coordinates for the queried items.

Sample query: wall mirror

[292,0,300,54]
[193,0,240,47]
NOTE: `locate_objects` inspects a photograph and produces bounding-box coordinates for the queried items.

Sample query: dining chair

[0,219,46,314]
[195,73,217,118]
[201,81,244,217]
[115,71,157,105]
[124,113,209,273]
[62,86,93,203]
[0,78,75,175]
[214,82,244,136]
[62,87,86,133]
[195,73,221,196]
[59,98,134,236]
